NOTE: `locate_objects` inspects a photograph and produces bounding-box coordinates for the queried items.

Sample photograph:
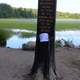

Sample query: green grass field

[56,22,80,30]
[0,19,37,30]
[0,18,80,31]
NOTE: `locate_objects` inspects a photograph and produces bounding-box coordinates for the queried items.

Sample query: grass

[56,22,80,30]
[0,18,80,31]
[0,19,37,30]
[20,32,36,38]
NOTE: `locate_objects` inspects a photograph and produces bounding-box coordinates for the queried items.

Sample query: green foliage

[0,3,37,18]
[0,3,13,18]
[0,30,7,40]
[1,3,80,19]
[57,11,80,19]
[0,29,12,47]
[20,32,36,38]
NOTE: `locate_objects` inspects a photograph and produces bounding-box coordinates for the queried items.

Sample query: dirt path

[0,47,34,80]
[0,47,80,80]
[56,48,80,80]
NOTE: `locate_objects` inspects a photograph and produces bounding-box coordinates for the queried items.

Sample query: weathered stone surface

[22,41,36,50]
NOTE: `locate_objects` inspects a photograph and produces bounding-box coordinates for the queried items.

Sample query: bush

[55,39,75,48]
[0,29,11,47]
[55,40,62,48]
[20,32,36,38]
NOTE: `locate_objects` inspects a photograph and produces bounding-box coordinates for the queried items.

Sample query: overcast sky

[0,0,80,13]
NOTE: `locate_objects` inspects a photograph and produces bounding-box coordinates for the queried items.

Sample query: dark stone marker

[31,0,57,79]
[38,0,56,33]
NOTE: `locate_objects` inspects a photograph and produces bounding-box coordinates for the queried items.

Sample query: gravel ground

[0,47,80,80]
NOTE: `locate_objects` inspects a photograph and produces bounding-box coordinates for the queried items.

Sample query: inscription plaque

[37,0,56,33]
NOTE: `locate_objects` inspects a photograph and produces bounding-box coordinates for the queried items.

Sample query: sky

[0,0,80,13]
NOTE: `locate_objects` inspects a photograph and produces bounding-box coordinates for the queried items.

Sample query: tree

[30,0,57,80]
[0,3,37,18]
[0,3,13,18]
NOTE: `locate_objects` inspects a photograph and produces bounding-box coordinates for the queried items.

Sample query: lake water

[5,29,80,48]
[6,29,36,48]
[6,35,36,48]
[56,30,80,47]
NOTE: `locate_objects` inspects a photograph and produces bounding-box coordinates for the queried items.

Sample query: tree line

[56,11,80,19]
[0,3,80,19]
[0,3,37,18]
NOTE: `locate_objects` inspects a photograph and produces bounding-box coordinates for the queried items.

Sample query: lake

[5,29,80,48]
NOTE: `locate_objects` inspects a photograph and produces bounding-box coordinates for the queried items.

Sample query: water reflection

[5,29,80,48]
[8,29,36,33]
[6,35,36,48]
